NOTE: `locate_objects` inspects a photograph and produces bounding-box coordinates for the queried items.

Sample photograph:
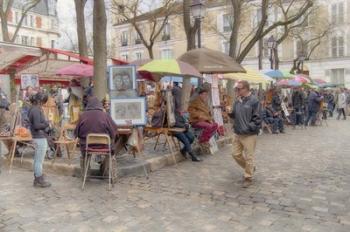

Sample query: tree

[181,0,201,111]
[93,0,107,100]
[0,0,41,42]
[111,0,176,59]
[74,0,89,58]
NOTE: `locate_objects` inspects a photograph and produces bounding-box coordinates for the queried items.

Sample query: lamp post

[190,0,206,48]
[267,35,277,70]
[298,51,306,74]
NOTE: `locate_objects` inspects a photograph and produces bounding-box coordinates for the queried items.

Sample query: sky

[56,0,162,51]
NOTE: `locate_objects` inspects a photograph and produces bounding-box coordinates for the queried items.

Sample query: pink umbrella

[56,63,93,77]
[294,74,311,84]
[313,78,327,84]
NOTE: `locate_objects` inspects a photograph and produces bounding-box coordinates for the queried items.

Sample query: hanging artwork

[20,74,39,90]
[108,65,137,97]
[110,98,146,126]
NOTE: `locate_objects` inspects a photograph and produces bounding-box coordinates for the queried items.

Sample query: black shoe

[189,152,201,162]
[180,148,187,159]
[33,175,51,188]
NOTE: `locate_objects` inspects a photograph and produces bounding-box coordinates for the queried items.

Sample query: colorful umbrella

[263,69,285,79]
[312,78,327,85]
[276,79,301,87]
[281,70,294,78]
[223,68,273,83]
[56,63,93,77]
[138,59,202,81]
[294,74,311,84]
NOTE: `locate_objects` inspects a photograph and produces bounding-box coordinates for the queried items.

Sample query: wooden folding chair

[82,133,114,190]
[52,123,78,165]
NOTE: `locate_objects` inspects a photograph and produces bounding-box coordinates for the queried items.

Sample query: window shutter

[36,16,42,28]
[338,2,344,24]
[338,36,344,57]
[7,10,13,22]
[36,37,42,47]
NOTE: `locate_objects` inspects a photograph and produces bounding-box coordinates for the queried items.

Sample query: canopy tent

[56,63,93,77]
[222,69,273,83]
[178,47,245,74]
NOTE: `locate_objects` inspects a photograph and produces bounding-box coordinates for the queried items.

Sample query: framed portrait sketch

[20,74,39,90]
[110,97,146,126]
[108,65,137,93]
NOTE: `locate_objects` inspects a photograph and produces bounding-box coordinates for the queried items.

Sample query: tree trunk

[147,46,154,59]
[258,38,263,70]
[93,0,107,101]
[181,0,198,111]
[274,47,279,70]
[0,17,10,42]
[74,0,89,87]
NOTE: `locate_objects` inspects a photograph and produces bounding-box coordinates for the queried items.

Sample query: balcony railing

[121,40,128,47]
[135,39,142,45]
[162,34,171,41]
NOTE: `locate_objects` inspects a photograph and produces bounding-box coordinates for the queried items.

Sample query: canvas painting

[21,74,39,90]
[110,98,146,125]
[108,65,137,96]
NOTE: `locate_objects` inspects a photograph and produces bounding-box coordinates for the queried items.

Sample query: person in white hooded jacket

[337,88,347,120]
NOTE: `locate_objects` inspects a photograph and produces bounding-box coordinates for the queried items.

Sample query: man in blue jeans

[28,93,51,188]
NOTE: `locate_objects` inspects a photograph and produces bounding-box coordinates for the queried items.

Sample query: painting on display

[20,74,39,90]
[108,65,137,97]
[110,98,146,126]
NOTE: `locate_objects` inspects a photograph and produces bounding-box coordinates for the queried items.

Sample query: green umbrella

[138,59,202,81]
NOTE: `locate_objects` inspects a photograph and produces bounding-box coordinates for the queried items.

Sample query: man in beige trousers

[229,80,261,187]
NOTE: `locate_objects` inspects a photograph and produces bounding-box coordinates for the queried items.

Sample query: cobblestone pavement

[1,119,350,232]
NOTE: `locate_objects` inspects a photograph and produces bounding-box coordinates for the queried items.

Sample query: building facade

[0,0,60,48]
[112,0,350,87]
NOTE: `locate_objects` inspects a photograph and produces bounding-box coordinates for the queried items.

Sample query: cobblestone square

[1,119,350,231]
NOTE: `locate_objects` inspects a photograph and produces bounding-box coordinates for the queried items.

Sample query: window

[51,40,55,48]
[21,36,29,45]
[36,37,42,47]
[263,39,270,58]
[296,40,308,57]
[30,37,35,46]
[223,14,233,32]
[23,15,28,26]
[121,53,128,61]
[253,9,262,27]
[121,31,128,46]
[15,12,20,24]
[36,16,42,28]
[135,30,142,44]
[331,2,345,25]
[161,49,173,59]
[162,23,171,41]
[330,69,345,85]
[135,52,142,60]
[331,36,345,57]
[223,41,229,54]
[7,10,13,23]
[30,15,34,27]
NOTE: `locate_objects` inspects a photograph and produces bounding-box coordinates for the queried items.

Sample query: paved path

[1,119,350,232]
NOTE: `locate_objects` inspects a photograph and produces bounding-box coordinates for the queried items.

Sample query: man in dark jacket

[304,89,323,126]
[292,87,304,126]
[74,97,117,172]
[230,80,261,187]
[261,103,284,134]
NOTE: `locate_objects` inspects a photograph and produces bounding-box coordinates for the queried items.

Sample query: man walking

[337,88,347,120]
[230,80,261,187]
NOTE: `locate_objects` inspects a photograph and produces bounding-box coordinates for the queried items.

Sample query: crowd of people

[1,78,350,188]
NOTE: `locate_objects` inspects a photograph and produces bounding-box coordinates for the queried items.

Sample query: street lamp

[267,35,276,69]
[190,0,206,48]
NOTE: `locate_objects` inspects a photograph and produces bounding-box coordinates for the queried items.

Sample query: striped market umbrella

[138,59,202,82]
[223,68,273,83]
[263,69,285,79]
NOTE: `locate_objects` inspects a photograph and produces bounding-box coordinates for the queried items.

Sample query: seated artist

[261,102,284,134]
[188,87,218,144]
[74,96,117,175]
[172,111,201,162]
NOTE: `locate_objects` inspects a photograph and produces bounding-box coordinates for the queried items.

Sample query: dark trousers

[265,117,284,132]
[337,108,346,120]
[304,110,317,126]
[173,131,194,153]
[292,107,304,126]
